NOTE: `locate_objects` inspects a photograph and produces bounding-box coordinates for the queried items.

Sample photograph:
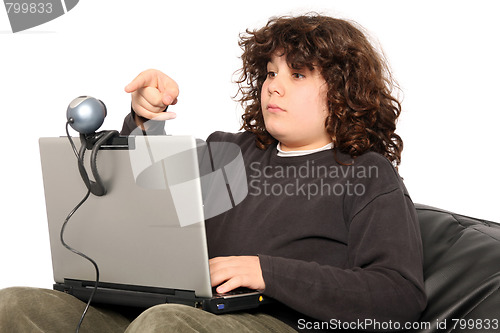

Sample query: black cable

[64,120,101,333]
[90,130,119,195]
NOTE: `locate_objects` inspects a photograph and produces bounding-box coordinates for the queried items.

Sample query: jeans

[0,287,297,333]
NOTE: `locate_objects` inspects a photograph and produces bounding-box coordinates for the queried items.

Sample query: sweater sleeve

[120,107,166,136]
[259,188,427,327]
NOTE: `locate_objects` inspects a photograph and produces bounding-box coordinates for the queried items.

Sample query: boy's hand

[209,256,266,293]
[125,69,179,121]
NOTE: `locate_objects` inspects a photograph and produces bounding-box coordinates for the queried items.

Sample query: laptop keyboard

[213,287,260,298]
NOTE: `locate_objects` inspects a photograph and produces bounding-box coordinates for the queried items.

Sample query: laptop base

[54,279,273,314]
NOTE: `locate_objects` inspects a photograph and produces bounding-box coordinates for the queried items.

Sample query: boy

[0,14,426,332]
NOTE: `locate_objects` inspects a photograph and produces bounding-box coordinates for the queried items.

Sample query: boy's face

[261,53,332,151]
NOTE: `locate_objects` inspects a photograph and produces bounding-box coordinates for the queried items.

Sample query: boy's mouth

[267,103,285,113]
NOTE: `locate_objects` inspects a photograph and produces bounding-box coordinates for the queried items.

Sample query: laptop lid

[39,135,213,299]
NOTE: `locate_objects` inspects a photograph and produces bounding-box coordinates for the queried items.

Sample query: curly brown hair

[236,14,403,166]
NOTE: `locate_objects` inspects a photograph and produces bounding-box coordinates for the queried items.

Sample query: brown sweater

[122,113,427,331]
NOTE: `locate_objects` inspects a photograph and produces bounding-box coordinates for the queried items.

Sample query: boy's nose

[267,77,284,96]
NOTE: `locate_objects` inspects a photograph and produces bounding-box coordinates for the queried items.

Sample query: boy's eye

[292,73,305,79]
[267,71,277,78]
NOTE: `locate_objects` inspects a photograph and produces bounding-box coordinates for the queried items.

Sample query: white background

[0,0,498,289]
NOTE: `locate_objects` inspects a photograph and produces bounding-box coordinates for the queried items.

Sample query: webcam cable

[63,120,101,333]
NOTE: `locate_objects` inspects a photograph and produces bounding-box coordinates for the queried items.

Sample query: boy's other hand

[209,256,265,294]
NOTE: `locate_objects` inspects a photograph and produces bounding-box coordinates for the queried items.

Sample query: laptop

[38,134,270,313]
